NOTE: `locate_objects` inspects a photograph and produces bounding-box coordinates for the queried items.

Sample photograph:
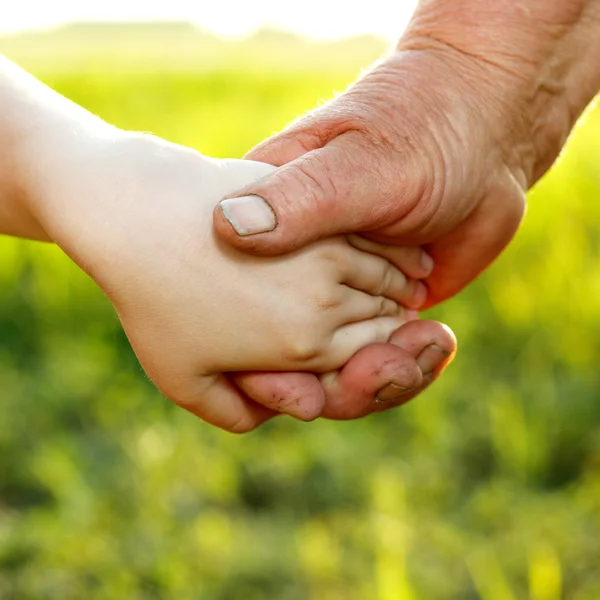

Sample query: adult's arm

[214,0,600,418]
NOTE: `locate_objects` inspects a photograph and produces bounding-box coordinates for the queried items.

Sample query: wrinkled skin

[214,47,529,421]
[215,0,600,423]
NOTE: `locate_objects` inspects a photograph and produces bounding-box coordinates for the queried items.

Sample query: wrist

[0,139,45,241]
[398,0,600,187]
[0,58,50,240]
[0,57,117,244]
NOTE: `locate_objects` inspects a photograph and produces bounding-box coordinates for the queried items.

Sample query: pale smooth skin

[215,0,600,419]
[0,57,457,432]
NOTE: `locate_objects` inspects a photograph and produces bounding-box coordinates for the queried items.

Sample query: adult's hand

[217,0,600,305]
[215,0,600,421]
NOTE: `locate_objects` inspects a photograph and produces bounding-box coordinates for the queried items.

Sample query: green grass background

[1,23,600,600]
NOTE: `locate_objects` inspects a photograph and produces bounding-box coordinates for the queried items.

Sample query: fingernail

[413,281,428,308]
[219,195,277,236]
[375,383,414,403]
[421,251,434,275]
[417,343,450,376]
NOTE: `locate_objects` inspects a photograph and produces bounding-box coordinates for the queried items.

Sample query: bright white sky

[0,0,418,41]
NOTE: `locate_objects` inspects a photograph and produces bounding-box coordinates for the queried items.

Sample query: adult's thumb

[214,130,404,256]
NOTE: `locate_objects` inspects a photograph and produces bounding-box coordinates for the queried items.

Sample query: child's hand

[30,129,429,431]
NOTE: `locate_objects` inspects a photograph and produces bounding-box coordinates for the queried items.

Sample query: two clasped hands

[2,0,599,432]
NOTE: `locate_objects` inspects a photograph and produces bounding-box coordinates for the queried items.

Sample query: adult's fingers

[173,375,277,433]
[231,371,326,422]
[230,319,455,423]
[422,178,526,308]
[319,320,457,420]
[232,316,406,415]
[245,125,325,166]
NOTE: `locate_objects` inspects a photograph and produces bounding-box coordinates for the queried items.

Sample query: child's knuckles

[316,244,350,273]
[373,261,396,296]
[315,291,344,312]
[381,297,401,316]
[280,326,327,364]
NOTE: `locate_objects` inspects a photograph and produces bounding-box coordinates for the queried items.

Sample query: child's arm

[0,57,430,432]
[0,56,115,241]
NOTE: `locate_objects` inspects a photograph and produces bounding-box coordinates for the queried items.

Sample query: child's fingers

[171,374,277,434]
[340,288,404,323]
[340,247,427,309]
[347,234,433,280]
[314,316,404,372]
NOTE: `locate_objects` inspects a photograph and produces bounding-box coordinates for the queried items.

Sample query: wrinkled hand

[216,48,528,306]
[214,0,600,425]
[215,45,536,421]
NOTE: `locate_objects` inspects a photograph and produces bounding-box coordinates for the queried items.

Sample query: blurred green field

[1,23,600,600]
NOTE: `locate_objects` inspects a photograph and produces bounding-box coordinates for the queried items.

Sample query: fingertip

[416,343,452,377]
[218,195,277,237]
[389,319,457,364]
[231,372,326,422]
[421,250,434,276]
[320,320,457,420]
[405,281,428,309]
[212,199,284,256]
[320,342,423,420]
[278,390,324,422]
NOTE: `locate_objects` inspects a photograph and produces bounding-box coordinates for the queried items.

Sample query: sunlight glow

[0,0,418,42]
